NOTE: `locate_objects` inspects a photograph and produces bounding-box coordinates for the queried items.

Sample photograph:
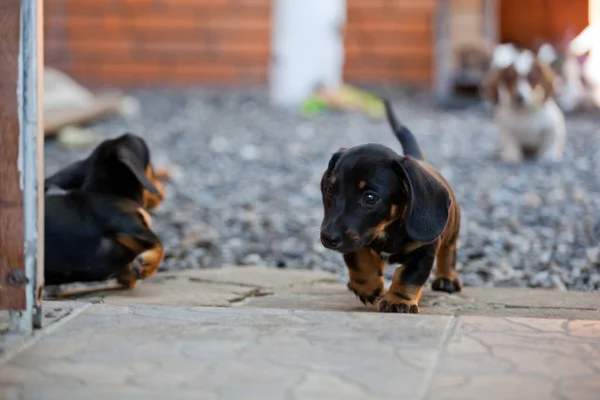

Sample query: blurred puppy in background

[568,25,600,110]
[481,44,566,164]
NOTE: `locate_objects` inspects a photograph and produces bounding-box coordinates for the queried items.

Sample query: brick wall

[344,0,436,84]
[44,0,439,87]
[44,0,271,86]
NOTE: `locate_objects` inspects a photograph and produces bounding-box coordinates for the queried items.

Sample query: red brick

[347,0,435,13]
[344,66,431,84]
[237,64,268,83]
[63,0,121,13]
[47,39,134,61]
[158,0,231,10]
[135,40,269,63]
[346,42,432,58]
[98,62,167,84]
[63,15,127,36]
[168,64,239,84]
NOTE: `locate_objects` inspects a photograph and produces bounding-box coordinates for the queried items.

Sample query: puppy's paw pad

[432,277,462,294]
[377,294,419,314]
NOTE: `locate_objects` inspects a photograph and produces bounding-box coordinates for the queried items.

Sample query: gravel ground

[45,87,600,291]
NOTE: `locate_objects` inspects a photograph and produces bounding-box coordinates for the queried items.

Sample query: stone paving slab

[3,267,600,399]
[0,304,452,400]
[0,301,89,366]
[1,303,599,400]
[430,317,600,400]
[81,266,340,308]
[244,284,600,320]
[58,267,600,320]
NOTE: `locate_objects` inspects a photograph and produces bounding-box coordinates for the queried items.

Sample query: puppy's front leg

[498,128,524,164]
[114,208,164,289]
[378,245,436,314]
[540,124,566,163]
[344,248,384,305]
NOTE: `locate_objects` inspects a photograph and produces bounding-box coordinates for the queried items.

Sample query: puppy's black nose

[321,232,342,249]
[515,93,525,104]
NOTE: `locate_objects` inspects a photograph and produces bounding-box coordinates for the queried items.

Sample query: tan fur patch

[137,243,165,279]
[345,229,360,242]
[143,165,166,211]
[402,241,422,253]
[358,180,366,189]
[137,208,153,229]
[388,267,424,302]
[435,244,459,281]
[115,235,145,253]
[345,247,385,304]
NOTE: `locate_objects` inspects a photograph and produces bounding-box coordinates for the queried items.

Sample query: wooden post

[0,0,44,332]
[482,0,498,44]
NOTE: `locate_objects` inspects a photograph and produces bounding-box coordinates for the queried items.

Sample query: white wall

[270,0,346,107]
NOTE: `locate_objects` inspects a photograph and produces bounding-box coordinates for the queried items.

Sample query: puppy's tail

[383,99,424,161]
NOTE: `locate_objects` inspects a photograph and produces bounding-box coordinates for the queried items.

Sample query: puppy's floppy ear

[44,159,87,192]
[116,146,160,195]
[393,157,451,244]
[480,68,500,105]
[321,148,346,189]
[534,60,555,101]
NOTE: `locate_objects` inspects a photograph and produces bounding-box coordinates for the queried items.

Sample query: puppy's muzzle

[515,92,525,105]
[320,231,342,249]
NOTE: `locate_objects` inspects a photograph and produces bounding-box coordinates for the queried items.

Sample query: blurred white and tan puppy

[481,44,566,164]
[569,25,600,109]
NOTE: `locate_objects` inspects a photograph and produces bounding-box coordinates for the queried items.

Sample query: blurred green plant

[301,84,385,119]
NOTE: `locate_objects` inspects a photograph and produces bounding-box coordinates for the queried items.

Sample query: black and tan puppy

[45,132,166,211]
[320,100,461,314]
[44,133,166,293]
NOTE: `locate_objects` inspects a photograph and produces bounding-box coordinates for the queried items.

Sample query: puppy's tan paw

[377,292,419,314]
[432,277,462,294]
[116,271,139,290]
[347,280,383,305]
[135,247,163,280]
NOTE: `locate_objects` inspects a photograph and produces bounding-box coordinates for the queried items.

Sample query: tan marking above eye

[402,241,422,253]
[330,176,337,184]
[358,181,366,189]
[390,204,397,217]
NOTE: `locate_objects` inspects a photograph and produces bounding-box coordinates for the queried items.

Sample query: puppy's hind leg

[432,243,462,293]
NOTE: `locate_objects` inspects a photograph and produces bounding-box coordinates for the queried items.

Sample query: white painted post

[270,0,346,107]
[10,0,44,332]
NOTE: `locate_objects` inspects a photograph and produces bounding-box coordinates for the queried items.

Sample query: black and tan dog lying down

[320,100,461,314]
[44,133,168,298]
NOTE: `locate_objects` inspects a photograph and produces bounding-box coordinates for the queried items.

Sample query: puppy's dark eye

[362,192,380,205]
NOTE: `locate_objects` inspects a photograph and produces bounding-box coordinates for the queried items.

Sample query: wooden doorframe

[0,0,44,333]
[434,0,498,106]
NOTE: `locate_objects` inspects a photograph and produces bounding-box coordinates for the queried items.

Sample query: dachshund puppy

[44,133,166,294]
[481,44,566,163]
[319,100,461,314]
[45,132,166,211]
